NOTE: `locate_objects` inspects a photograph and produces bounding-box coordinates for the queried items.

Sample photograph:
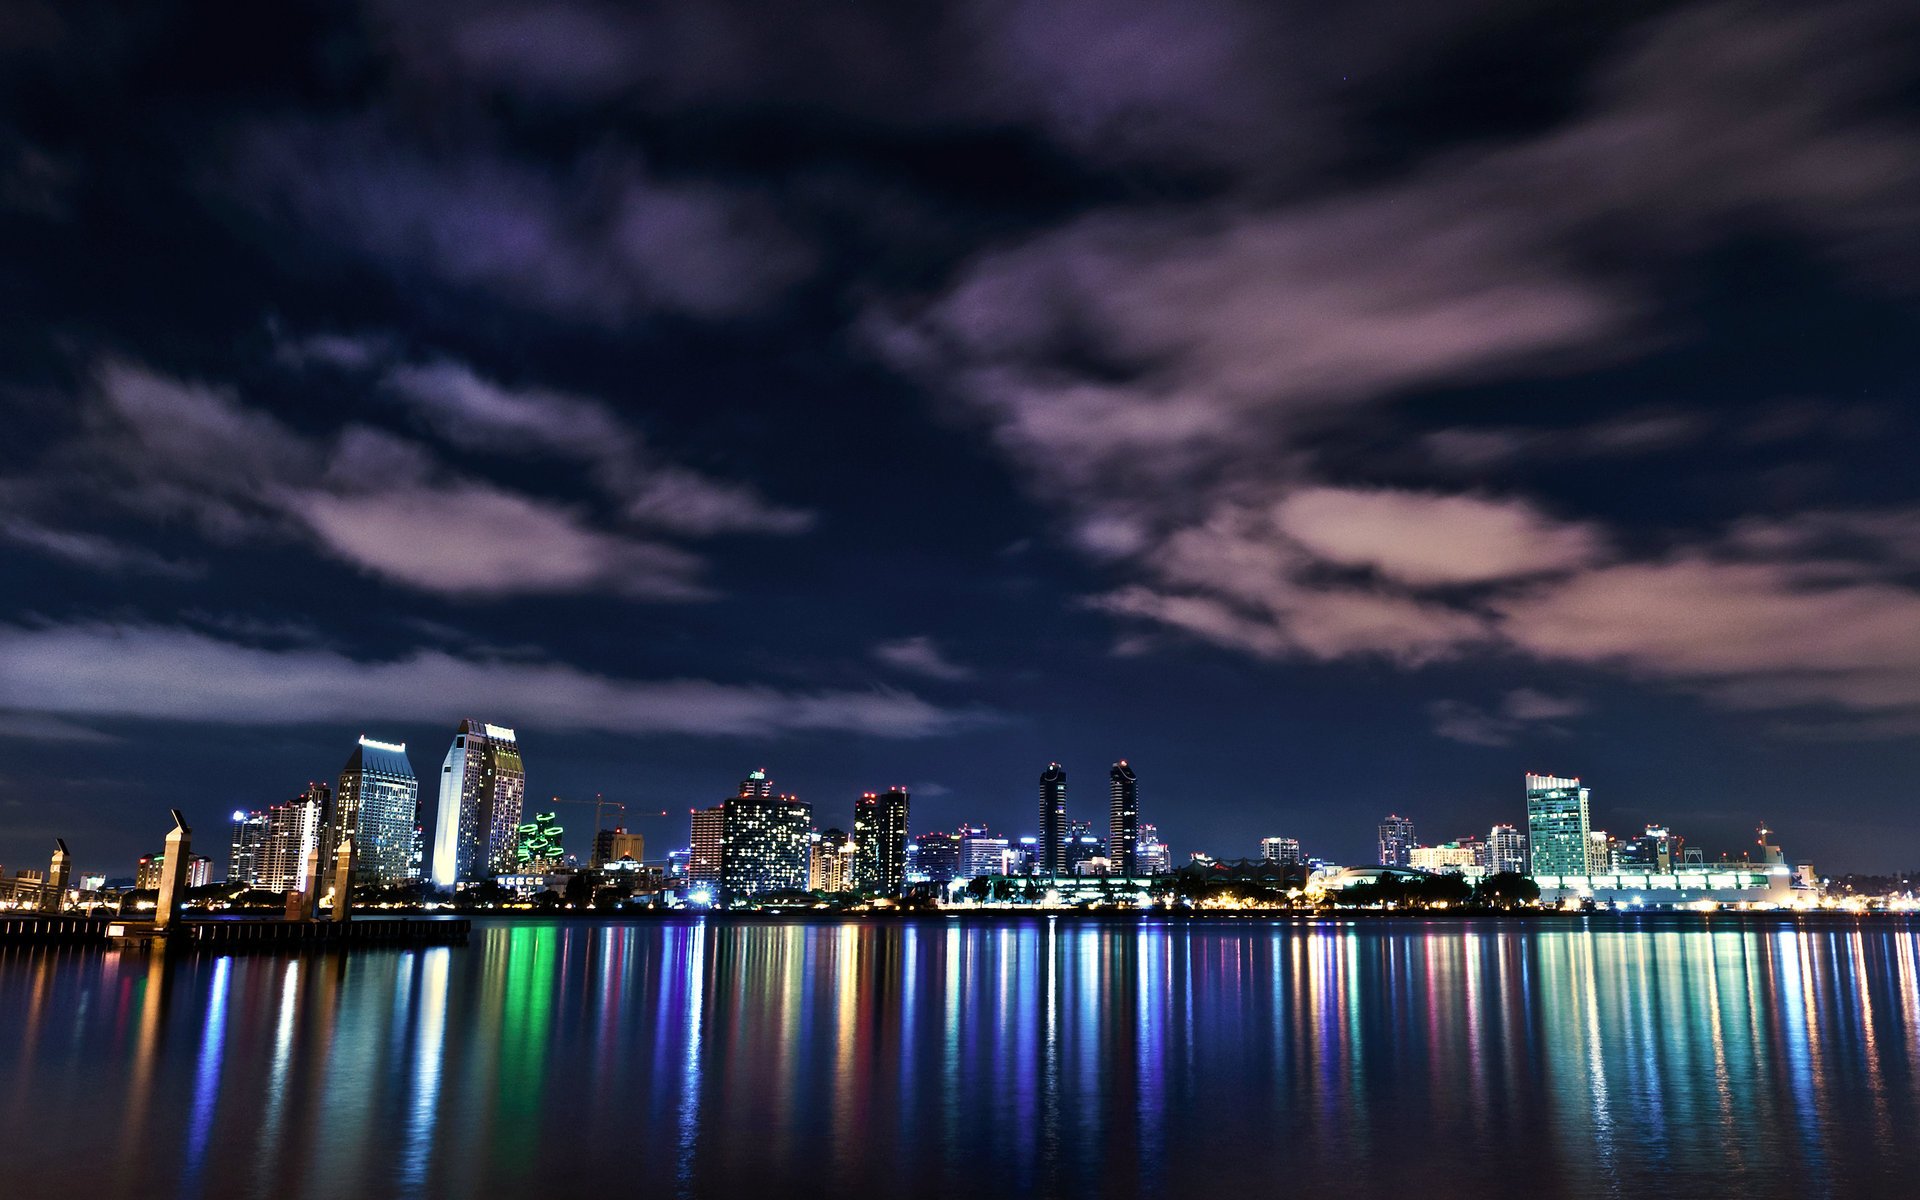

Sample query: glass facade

[1039,764,1068,876]
[333,735,421,886]
[854,788,911,897]
[720,795,812,901]
[1378,815,1416,868]
[431,719,526,886]
[1526,773,1592,877]
[1109,762,1140,876]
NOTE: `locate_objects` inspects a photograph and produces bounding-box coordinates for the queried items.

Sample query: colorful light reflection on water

[4,916,1920,1199]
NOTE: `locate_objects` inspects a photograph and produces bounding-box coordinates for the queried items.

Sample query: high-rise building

[333,736,421,886]
[1260,837,1304,866]
[262,783,330,893]
[135,853,164,890]
[1410,842,1477,873]
[1109,761,1140,876]
[854,788,911,897]
[959,826,1010,878]
[593,826,646,867]
[810,828,855,892]
[1487,823,1528,874]
[1378,815,1416,869]
[1526,773,1592,877]
[1138,824,1171,875]
[721,794,812,901]
[689,806,725,894]
[739,769,773,798]
[1064,819,1104,873]
[431,720,526,886]
[1039,763,1068,876]
[228,809,269,887]
[915,831,962,885]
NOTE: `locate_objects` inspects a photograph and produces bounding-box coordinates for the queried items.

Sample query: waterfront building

[1261,837,1304,866]
[135,853,164,890]
[915,831,962,885]
[1409,842,1478,874]
[1378,815,1416,869]
[959,826,1011,878]
[515,812,566,871]
[666,848,691,878]
[431,720,526,886]
[1139,824,1171,875]
[1109,761,1140,876]
[689,806,725,894]
[1615,825,1682,873]
[1039,763,1068,876]
[1526,773,1592,877]
[228,809,269,886]
[333,735,421,886]
[593,826,645,867]
[1065,819,1104,873]
[1487,823,1528,874]
[262,782,329,893]
[854,788,911,897]
[810,828,855,892]
[721,794,812,901]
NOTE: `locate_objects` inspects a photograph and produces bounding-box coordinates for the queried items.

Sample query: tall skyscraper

[1039,763,1068,876]
[1525,773,1592,876]
[1109,761,1140,876]
[854,788,911,897]
[1487,823,1528,874]
[1260,836,1304,866]
[810,828,854,892]
[689,806,725,895]
[333,735,421,886]
[1378,815,1416,869]
[262,782,329,893]
[721,794,812,901]
[228,809,269,887]
[431,720,526,886]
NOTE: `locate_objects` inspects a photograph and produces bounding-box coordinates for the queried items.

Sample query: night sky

[2,1,1918,878]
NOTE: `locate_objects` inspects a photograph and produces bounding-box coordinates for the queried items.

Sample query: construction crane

[547,794,627,841]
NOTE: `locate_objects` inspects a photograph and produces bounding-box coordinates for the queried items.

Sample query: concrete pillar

[153,810,192,932]
[292,843,323,921]
[42,838,71,914]
[330,836,355,922]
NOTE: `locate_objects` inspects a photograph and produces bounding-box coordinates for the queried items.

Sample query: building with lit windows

[914,831,962,885]
[1526,773,1593,877]
[1038,763,1068,876]
[333,735,421,886]
[721,794,812,901]
[261,782,329,893]
[689,806,725,893]
[1378,815,1416,869]
[1487,823,1528,874]
[593,827,645,868]
[810,828,854,892]
[228,809,269,887]
[431,720,526,886]
[739,769,773,798]
[1410,842,1479,874]
[1109,761,1140,876]
[854,788,910,896]
[1138,824,1171,875]
[1261,837,1304,866]
[959,826,1010,878]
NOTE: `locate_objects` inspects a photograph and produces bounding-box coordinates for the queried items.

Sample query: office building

[1139,824,1171,875]
[1039,763,1068,876]
[228,809,269,887]
[959,826,1011,878]
[1487,823,1528,875]
[1526,773,1593,877]
[689,806,725,894]
[854,788,911,897]
[1410,842,1478,874]
[431,720,526,886]
[1261,837,1304,866]
[721,794,812,901]
[593,827,646,868]
[1615,825,1682,873]
[333,735,421,886]
[915,831,962,885]
[739,769,773,798]
[810,828,854,892]
[1065,819,1104,873]
[135,853,164,891]
[1378,815,1416,869]
[1109,761,1140,876]
[262,782,329,893]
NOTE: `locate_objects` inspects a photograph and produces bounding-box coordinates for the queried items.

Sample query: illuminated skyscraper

[333,735,421,886]
[262,782,329,892]
[721,793,812,901]
[1138,824,1171,875]
[739,769,773,798]
[1109,761,1140,876]
[1378,815,1416,869]
[1525,773,1592,876]
[689,806,725,895]
[431,720,526,886]
[855,788,911,897]
[1260,837,1303,866]
[914,831,962,885]
[1039,763,1068,876]
[1487,823,1528,874]
[227,809,269,886]
[810,828,854,892]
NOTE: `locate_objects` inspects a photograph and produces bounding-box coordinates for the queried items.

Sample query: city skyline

[4,1,1920,880]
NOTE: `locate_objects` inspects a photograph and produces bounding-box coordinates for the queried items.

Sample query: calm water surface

[5,916,1920,1199]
